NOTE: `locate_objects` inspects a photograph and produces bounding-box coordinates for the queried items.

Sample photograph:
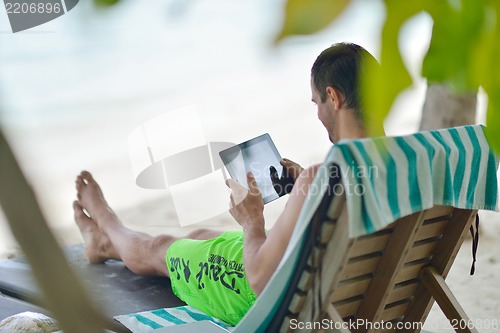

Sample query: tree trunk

[419,84,477,130]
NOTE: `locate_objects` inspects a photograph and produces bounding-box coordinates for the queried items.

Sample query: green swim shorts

[166,231,257,326]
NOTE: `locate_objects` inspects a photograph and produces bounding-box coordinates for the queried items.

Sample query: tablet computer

[219,133,285,204]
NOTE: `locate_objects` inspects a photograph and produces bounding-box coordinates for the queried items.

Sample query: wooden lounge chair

[0,245,185,331]
[232,125,497,333]
[271,165,481,333]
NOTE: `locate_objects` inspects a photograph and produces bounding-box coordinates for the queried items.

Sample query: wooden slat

[307,248,322,269]
[415,219,449,241]
[297,269,313,292]
[330,275,372,303]
[349,233,391,258]
[394,261,429,284]
[325,187,346,220]
[421,205,454,220]
[406,240,439,262]
[319,221,337,244]
[334,298,363,318]
[386,281,419,304]
[381,301,411,322]
[288,292,307,314]
[339,255,381,280]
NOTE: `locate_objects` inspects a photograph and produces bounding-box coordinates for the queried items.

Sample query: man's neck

[336,108,366,141]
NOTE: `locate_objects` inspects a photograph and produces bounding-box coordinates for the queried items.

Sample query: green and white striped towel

[114,305,231,332]
[327,124,498,237]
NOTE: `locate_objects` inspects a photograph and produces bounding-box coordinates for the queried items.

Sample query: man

[73,42,377,326]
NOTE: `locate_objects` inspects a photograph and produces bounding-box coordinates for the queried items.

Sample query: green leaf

[422,0,486,93]
[480,2,500,153]
[93,0,120,7]
[486,94,500,153]
[361,0,424,136]
[275,0,350,42]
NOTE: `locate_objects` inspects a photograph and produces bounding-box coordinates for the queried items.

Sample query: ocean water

[0,0,429,257]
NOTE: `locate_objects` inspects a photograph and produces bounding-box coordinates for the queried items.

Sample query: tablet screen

[219,133,284,204]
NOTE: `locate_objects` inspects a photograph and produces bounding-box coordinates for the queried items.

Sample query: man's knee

[137,235,176,277]
[186,229,221,240]
[150,234,177,255]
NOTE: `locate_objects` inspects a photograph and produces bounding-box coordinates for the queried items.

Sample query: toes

[73,201,90,221]
[75,175,84,190]
[73,200,84,218]
[75,171,93,189]
[80,171,94,185]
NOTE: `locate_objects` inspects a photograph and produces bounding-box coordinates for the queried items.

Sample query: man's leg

[73,171,222,277]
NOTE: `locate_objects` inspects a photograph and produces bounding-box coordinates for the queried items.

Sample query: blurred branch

[0,129,107,333]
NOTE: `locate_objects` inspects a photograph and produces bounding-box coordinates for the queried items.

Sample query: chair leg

[420,266,478,333]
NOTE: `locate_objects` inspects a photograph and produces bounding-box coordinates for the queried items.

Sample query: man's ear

[325,87,344,110]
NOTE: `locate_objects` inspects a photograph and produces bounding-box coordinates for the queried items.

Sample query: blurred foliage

[93,0,120,7]
[277,0,500,153]
[275,0,349,42]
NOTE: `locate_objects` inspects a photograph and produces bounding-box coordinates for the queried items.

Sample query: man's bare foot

[75,171,121,228]
[73,201,118,263]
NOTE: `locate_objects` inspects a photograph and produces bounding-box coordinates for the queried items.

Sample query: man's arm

[227,165,320,295]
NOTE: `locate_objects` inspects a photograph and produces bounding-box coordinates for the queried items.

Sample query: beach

[1,0,499,331]
[2,103,499,333]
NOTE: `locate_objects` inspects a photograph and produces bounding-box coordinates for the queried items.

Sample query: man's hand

[269,158,304,196]
[226,172,264,229]
[281,158,304,180]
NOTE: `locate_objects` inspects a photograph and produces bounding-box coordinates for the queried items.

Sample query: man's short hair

[311,42,379,122]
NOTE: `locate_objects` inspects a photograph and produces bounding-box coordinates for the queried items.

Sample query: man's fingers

[229,193,236,208]
[246,172,260,195]
[281,158,300,170]
[226,179,240,190]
